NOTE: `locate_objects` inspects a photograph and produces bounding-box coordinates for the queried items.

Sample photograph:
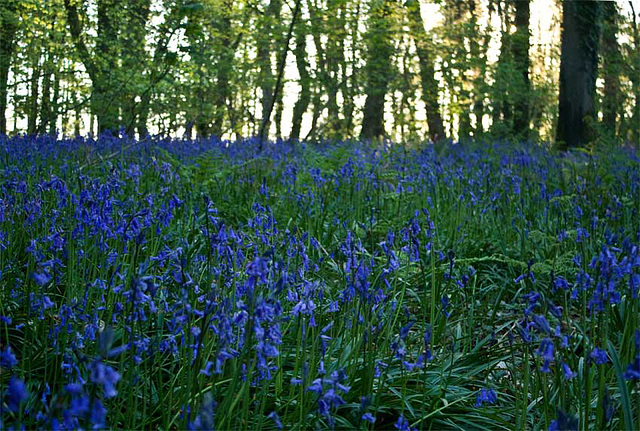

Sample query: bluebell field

[0,134,639,430]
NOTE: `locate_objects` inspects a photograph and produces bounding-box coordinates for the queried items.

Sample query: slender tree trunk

[556,0,603,150]
[258,0,301,149]
[257,0,282,140]
[0,0,18,135]
[28,59,40,135]
[360,0,394,141]
[39,63,52,134]
[468,1,485,137]
[512,0,530,138]
[49,72,59,135]
[289,19,311,142]
[406,0,445,142]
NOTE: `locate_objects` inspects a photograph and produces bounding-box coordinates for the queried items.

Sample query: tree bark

[28,58,40,135]
[0,0,18,135]
[289,17,310,142]
[212,0,234,138]
[121,0,151,137]
[406,0,445,142]
[258,0,301,149]
[64,0,121,134]
[556,0,602,150]
[360,0,394,141]
[512,0,530,138]
[257,0,282,140]
[629,1,639,147]
[601,2,620,139]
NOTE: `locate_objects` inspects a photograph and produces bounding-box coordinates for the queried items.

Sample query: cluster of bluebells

[0,134,639,430]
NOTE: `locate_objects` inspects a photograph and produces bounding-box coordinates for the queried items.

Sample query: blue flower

[394,414,416,431]
[268,411,282,429]
[475,388,497,407]
[89,360,121,398]
[623,357,640,380]
[362,412,376,423]
[0,346,18,369]
[590,347,608,365]
[549,409,578,431]
[5,376,29,412]
[562,363,577,380]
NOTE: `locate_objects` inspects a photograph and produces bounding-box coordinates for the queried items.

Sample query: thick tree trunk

[212,1,233,138]
[601,2,620,139]
[360,0,393,141]
[64,0,121,135]
[96,0,120,133]
[512,0,530,138]
[629,1,639,147]
[121,0,151,137]
[0,0,18,135]
[406,0,445,142]
[556,1,602,150]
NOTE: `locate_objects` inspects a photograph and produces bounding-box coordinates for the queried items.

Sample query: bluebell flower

[394,414,415,431]
[90,399,107,429]
[362,412,376,423]
[88,360,121,398]
[32,270,51,286]
[623,357,640,380]
[188,393,215,431]
[532,314,552,334]
[268,411,282,429]
[475,388,497,407]
[590,347,608,364]
[537,338,554,372]
[5,376,28,412]
[549,409,578,431]
[0,346,18,369]
[562,363,577,380]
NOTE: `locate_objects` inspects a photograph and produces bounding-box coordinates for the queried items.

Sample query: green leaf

[606,340,634,430]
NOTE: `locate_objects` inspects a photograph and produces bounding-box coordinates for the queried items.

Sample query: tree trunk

[512,0,530,138]
[556,0,602,150]
[406,0,445,142]
[468,0,486,137]
[0,0,18,135]
[491,1,511,135]
[49,72,59,135]
[257,0,282,140]
[289,18,311,142]
[258,0,301,149]
[601,2,620,139]
[360,0,394,141]
[212,0,234,138]
[629,1,639,147]
[96,0,120,133]
[28,59,40,135]
[64,0,121,135]
[121,0,151,137]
